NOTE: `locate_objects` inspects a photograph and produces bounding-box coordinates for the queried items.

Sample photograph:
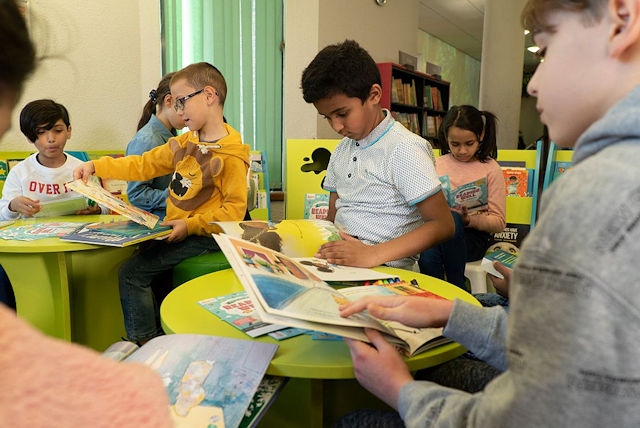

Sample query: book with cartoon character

[103,334,282,428]
[214,233,452,357]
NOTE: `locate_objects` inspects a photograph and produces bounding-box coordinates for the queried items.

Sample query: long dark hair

[136,72,175,131]
[438,105,498,161]
[0,1,36,98]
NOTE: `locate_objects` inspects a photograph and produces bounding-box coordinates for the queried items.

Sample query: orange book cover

[502,167,529,197]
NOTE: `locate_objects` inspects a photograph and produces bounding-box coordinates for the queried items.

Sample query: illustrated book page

[214,233,450,356]
[102,334,278,428]
[211,218,341,258]
[67,179,159,228]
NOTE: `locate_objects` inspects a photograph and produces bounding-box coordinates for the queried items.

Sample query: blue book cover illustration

[198,291,288,338]
[439,175,489,212]
[106,334,278,428]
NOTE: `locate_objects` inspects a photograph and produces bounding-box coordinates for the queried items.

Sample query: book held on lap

[439,175,489,212]
[102,334,281,428]
[213,233,451,357]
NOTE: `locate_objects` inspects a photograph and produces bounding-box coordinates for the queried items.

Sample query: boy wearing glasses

[74,62,249,345]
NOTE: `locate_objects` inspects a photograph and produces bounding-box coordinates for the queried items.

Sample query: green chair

[172,251,231,286]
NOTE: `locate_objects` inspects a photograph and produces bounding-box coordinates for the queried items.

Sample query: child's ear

[368,84,382,104]
[609,0,640,58]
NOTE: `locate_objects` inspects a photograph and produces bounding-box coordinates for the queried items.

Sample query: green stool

[172,251,231,286]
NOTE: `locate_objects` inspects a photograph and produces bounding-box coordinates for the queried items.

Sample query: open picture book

[211,219,397,282]
[213,233,452,357]
[102,334,284,428]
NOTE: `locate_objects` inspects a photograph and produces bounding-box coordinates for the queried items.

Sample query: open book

[102,334,282,428]
[214,233,451,357]
[67,179,160,228]
[212,219,395,282]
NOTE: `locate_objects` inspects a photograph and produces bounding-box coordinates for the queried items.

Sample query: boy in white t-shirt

[0,99,100,220]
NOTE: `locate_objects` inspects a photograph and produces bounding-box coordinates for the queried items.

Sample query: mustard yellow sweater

[93,123,249,236]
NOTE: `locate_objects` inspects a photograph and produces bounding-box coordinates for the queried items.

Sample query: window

[161,0,284,189]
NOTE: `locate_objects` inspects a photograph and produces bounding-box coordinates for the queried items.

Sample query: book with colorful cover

[481,248,518,279]
[502,167,529,197]
[0,221,88,241]
[552,161,572,182]
[303,193,329,220]
[439,175,489,212]
[198,291,289,338]
[67,179,159,228]
[213,233,451,357]
[60,220,171,247]
[102,334,279,428]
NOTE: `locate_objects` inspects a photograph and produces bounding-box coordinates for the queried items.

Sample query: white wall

[3,1,161,152]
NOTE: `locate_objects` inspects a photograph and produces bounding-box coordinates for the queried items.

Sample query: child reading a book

[419,105,506,289]
[300,40,454,271]
[0,3,172,426]
[0,99,103,220]
[335,0,640,426]
[74,62,250,345]
[125,72,185,219]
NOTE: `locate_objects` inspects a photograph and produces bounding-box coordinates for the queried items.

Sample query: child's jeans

[118,235,220,343]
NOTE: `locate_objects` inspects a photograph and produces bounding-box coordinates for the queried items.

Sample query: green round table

[0,215,135,350]
[161,266,479,427]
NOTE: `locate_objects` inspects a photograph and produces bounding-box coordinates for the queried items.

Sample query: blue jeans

[419,212,491,290]
[119,235,220,342]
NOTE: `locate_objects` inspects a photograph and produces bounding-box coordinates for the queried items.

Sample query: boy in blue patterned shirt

[301,39,454,271]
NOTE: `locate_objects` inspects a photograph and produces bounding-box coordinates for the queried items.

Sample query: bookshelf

[376,62,450,146]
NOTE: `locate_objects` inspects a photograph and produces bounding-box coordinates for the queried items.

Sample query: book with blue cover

[439,175,489,212]
[60,220,171,247]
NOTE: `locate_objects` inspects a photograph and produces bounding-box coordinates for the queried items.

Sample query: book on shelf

[551,161,572,182]
[32,196,90,218]
[501,167,529,197]
[213,233,452,357]
[102,334,282,428]
[59,219,171,247]
[439,176,489,212]
[481,249,518,279]
[303,193,329,220]
[67,179,160,228]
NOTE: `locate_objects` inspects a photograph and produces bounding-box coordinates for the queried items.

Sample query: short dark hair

[19,99,71,143]
[0,0,36,100]
[301,39,381,104]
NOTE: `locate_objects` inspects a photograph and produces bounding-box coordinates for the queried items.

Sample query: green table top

[161,266,479,379]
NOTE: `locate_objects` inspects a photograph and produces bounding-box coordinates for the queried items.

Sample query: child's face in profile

[526,9,610,148]
[33,119,72,165]
[313,87,382,141]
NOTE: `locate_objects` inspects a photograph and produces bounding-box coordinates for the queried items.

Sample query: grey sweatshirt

[398,86,640,427]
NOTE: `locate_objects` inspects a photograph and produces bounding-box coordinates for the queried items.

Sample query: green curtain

[161,0,284,189]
